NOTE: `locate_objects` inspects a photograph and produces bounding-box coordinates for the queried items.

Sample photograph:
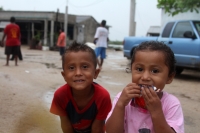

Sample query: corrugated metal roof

[76,16,91,23]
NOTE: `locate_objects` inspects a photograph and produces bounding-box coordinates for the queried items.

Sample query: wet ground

[0,45,200,133]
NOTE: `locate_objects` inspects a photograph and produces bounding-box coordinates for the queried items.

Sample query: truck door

[159,21,200,68]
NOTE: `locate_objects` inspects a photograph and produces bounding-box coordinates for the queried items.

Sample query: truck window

[172,22,194,38]
[193,21,200,36]
[161,22,175,38]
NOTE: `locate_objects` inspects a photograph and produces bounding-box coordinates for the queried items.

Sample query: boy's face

[131,50,174,91]
[61,51,99,91]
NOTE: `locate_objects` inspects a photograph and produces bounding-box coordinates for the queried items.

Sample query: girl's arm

[151,111,176,133]
[141,87,176,133]
[106,100,126,133]
[106,83,141,133]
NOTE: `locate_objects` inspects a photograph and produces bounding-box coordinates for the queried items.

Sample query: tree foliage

[0,7,3,11]
[157,0,200,16]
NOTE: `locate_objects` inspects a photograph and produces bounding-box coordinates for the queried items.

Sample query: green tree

[0,6,3,11]
[157,0,200,16]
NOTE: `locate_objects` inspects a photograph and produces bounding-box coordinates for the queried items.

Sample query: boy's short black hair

[10,17,15,23]
[60,28,64,32]
[131,41,176,75]
[62,41,97,69]
[101,20,106,27]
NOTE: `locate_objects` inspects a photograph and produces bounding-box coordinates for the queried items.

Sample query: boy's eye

[69,66,74,70]
[151,69,159,73]
[82,65,88,69]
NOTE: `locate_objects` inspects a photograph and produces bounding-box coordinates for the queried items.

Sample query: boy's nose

[75,68,82,75]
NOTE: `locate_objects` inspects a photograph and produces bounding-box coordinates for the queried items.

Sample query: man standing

[94,20,109,70]
[1,16,21,66]
[57,28,66,58]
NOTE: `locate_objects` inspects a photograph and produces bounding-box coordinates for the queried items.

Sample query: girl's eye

[151,69,159,73]
[136,67,143,72]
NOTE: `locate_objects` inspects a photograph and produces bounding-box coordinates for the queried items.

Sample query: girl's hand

[141,86,162,114]
[117,83,141,107]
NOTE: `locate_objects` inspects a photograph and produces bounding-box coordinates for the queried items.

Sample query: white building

[161,8,200,29]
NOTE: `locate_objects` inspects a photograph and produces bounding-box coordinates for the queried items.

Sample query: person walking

[1,16,21,66]
[94,20,109,70]
[57,28,66,58]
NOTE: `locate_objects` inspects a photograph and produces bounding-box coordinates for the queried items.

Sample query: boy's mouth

[74,79,84,83]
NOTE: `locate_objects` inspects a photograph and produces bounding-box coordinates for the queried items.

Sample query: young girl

[106,41,184,133]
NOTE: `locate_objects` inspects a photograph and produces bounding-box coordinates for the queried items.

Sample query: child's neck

[157,92,163,99]
[72,86,94,110]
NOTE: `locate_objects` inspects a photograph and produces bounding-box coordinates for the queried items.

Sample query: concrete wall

[82,17,99,43]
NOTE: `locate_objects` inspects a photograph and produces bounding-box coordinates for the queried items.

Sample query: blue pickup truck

[123,20,200,74]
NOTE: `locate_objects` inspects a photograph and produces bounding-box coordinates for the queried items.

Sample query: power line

[69,0,105,8]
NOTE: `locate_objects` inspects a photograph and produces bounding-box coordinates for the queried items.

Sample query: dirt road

[0,46,200,133]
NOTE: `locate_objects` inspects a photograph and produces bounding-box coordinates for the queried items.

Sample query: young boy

[50,42,112,133]
[106,41,184,133]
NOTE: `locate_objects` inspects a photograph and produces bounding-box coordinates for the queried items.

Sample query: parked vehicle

[85,42,96,50]
[123,20,200,74]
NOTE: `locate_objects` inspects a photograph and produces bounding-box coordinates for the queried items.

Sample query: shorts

[95,47,106,59]
[59,47,65,56]
[5,45,20,55]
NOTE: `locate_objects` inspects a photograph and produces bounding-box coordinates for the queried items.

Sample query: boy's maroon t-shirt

[50,82,112,132]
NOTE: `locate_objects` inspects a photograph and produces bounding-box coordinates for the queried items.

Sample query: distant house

[0,10,109,47]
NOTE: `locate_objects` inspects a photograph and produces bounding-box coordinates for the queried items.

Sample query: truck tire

[175,67,184,75]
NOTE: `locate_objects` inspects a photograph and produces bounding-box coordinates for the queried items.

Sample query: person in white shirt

[94,20,109,70]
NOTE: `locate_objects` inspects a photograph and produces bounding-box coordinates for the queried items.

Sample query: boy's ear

[166,72,175,84]
[61,71,65,79]
[61,71,65,77]
[94,68,100,79]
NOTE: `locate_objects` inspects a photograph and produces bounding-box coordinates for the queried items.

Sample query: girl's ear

[166,72,175,84]
[94,68,100,79]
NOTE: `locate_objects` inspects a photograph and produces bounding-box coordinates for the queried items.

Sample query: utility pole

[65,0,68,45]
[129,0,136,36]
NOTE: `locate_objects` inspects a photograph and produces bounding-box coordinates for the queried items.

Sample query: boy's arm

[1,33,6,47]
[60,116,74,133]
[91,119,105,133]
[107,37,109,42]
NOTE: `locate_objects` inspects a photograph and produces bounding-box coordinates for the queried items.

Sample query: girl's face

[131,50,175,91]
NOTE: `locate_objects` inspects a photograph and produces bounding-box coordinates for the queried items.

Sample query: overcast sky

[0,0,161,41]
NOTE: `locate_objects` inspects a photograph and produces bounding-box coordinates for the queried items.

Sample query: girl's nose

[141,71,150,80]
